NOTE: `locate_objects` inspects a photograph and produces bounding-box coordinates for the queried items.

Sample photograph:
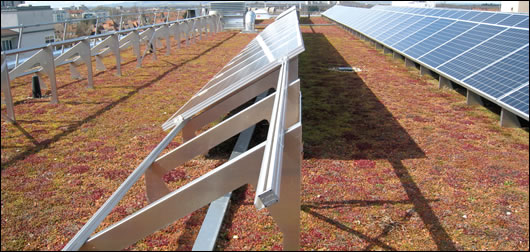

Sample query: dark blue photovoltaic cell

[378,16,425,43]
[370,14,415,39]
[515,18,529,28]
[392,18,453,51]
[423,9,440,16]
[459,11,482,20]
[469,12,496,22]
[384,17,437,45]
[355,11,387,30]
[437,9,455,18]
[428,9,446,17]
[419,24,505,68]
[344,10,370,29]
[412,8,425,14]
[438,29,529,80]
[501,85,529,115]
[447,10,471,19]
[483,13,512,24]
[464,46,529,99]
[498,15,528,26]
[366,13,407,37]
[404,21,474,58]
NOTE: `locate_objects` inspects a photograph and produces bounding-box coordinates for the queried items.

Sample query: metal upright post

[15,26,23,67]
[119,14,123,31]
[61,22,67,54]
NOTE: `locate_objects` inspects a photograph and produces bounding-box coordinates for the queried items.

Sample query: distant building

[53,9,67,22]
[68,9,84,19]
[391,1,436,8]
[1,1,24,8]
[1,28,18,51]
[1,4,54,61]
[501,1,529,13]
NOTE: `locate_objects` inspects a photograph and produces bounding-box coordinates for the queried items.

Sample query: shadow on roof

[298,28,458,250]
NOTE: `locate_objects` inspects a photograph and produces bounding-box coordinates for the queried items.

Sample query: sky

[26,1,502,9]
[25,1,128,9]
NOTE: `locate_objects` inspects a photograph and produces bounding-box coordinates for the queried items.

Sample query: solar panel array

[323,5,529,120]
[163,6,304,130]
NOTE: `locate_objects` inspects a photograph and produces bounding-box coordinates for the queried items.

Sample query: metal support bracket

[56,39,93,88]
[8,46,58,104]
[91,34,121,76]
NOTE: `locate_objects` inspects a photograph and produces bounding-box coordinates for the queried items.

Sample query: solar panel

[498,15,528,26]
[378,16,425,43]
[438,28,529,80]
[323,5,529,121]
[515,18,529,28]
[392,18,453,51]
[404,21,475,58]
[483,13,512,24]
[383,17,437,45]
[501,84,529,116]
[463,46,529,99]
[368,14,410,38]
[418,24,505,68]
[447,10,471,19]
[163,7,303,130]
[469,12,496,22]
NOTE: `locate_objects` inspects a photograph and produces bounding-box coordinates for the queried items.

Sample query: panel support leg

[420,65,431,76]
[383,47,392,55]
[500,108,521,128]
[267,124,302,251]
[439,76,453,89]
[375,43,383,49]
[466,89,483,106]
[405,58,415,68]
[393,52,404,60]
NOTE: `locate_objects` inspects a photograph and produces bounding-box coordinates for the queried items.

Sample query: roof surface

[1,17,528,251]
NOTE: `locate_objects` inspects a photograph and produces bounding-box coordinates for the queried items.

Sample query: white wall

[1,7,55,63]
[501,1,529,13]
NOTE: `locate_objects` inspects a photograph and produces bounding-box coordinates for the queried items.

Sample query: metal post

[119,14,123,31]
[94,17,99,46]
[15,26,23,67]
[153,12,157,25]
[61,22,67,54]
[166,10,170,23]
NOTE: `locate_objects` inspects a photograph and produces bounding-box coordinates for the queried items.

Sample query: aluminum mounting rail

[1,14,221,123]
[1,10,180,30]
[255,57,289,209]
[2,14,218,57]
[59,7,303,250]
